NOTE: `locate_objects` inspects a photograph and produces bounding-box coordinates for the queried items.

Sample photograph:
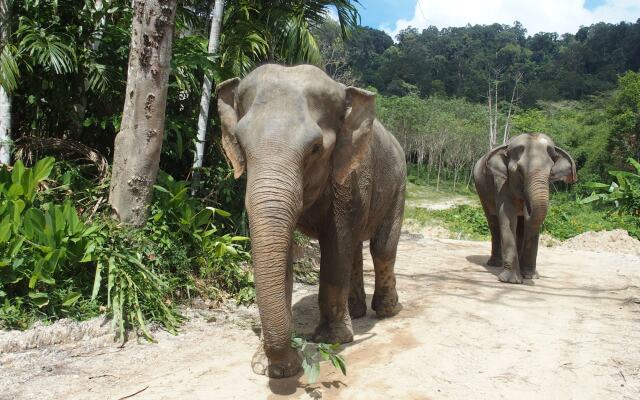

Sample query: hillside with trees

[314,19,640,187]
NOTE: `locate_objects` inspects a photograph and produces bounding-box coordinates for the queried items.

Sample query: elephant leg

[516,216,525,260]
[487,214,502,267]
[521,230,541,279]
[348,241,367,319]
[497,200,523,284]
[480,200,501,266]
[313,222,354,344]
[286,242,294,310]
[370,199,402,318]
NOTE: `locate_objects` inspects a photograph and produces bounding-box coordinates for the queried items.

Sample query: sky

[357,0,640,39]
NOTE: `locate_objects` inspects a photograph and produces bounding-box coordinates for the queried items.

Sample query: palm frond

[0,43,19,92]
[16,17,76,74]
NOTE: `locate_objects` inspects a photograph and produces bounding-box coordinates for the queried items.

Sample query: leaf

[331,354,347,376]
[307,360,320,383]
[28,291,49,308]
[153,184,171,194]
[62,292,81,307]
[31,157,55,185]
[0,222,10,243]
[627,157,640,174]
[8,237,25,258]
[291,336,304,349]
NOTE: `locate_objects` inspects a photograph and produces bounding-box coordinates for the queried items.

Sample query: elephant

[473,133,576,284]
[216,64,406,378]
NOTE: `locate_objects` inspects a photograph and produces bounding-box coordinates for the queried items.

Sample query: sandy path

[2,235,639,400]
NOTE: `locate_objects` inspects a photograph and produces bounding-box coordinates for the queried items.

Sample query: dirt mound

[560,229,640,255]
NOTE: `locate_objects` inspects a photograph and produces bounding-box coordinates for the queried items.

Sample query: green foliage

[81,222,182,340]
[0,157,96,319]
[607,71,640,168]
[377,94,487,188]
[291,336,346,384]
[405,181,639,241]
[545,192,639,240]
[580,158,640,218]
[1,157,253,336]
[150,171,253,305]
[405,205,489,240]
[336,20,640,104]
[511,97,612,182]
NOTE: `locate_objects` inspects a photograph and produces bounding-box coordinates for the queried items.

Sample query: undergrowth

[0,159,254,337]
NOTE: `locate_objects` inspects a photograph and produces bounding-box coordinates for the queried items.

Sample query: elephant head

[486,133,576,229]
[216,64,376,377]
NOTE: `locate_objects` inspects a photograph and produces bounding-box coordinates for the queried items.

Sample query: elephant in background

[473,133,576,284]
[217,64,406,378]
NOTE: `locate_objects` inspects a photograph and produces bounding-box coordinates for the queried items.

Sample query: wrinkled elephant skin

[473,133,576,284]
[216,64,406,378]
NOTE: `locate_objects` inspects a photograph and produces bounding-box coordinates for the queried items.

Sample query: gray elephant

[473,133,576,284]
[216,64,406,378]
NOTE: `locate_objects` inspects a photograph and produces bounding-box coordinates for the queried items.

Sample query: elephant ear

[333,87,376,185]
[485,144,509,191]
[551,146,577,184]
[217,77,245,179]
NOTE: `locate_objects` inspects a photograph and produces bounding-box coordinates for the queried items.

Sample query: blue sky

[358,1,416,30]
[357,0,638,37]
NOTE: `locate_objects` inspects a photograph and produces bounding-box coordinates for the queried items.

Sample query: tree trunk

[109,0,177,226]
[436,154,442,192]
[0,0,11,165]
[0,86,10,165]
[453,167,458,191]
[192,0,224,191]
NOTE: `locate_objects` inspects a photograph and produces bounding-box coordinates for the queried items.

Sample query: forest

[1,0,639,344]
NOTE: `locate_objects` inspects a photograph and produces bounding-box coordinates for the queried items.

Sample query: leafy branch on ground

[291,335,346,384]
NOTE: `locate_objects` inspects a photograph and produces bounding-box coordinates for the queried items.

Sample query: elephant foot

[498,267,523,284]
[251,347,301,378]
[487,256,502,267]
[348,295,367,319]
[522,269,540,279]
[371,288,399,318]
[313,318,354,344]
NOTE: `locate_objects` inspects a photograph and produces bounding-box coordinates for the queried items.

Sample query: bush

[1,158,254,338]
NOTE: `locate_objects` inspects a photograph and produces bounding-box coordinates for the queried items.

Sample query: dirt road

[2,234,639,399]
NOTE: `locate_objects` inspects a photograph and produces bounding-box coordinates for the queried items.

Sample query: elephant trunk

[245,155,302,361]
[524,170,550,230]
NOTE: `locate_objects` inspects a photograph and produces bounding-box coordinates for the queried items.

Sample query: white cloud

[385,0,640,39]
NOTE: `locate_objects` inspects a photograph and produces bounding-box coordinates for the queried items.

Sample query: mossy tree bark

[109,0,177,226]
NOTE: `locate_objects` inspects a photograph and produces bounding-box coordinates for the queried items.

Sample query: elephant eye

[311,142,322,155]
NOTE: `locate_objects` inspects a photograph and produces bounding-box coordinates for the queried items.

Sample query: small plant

[291,336,346,384]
